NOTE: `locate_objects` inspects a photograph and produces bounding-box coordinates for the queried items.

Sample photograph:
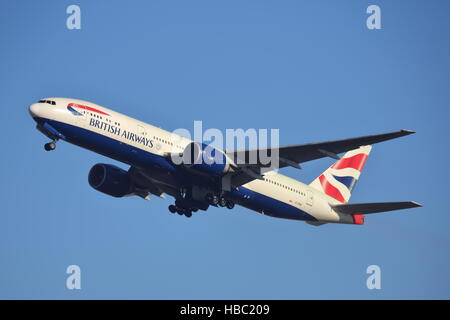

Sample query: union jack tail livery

[309,145,372,203]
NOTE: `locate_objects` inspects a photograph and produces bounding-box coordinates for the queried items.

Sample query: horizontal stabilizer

[332,201,422,215]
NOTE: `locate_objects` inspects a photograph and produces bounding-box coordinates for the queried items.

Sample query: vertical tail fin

[309,145,372,203]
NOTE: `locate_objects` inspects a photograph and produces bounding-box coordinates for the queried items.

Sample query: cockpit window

[38,100,56,105]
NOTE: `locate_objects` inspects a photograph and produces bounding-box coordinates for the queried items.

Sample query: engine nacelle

[88,163,133,198]
[181,142,234,176]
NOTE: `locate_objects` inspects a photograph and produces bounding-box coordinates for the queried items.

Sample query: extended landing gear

[225,201,235,209]
[169,193,235,218]
[219,196,227,207]
[183,210,192,218]
[205,194,219,206]
[168,204,194,218]
[44,141,56,151]
[206,193,234,210]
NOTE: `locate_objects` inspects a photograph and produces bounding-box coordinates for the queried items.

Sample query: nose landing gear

[44,141,56,151]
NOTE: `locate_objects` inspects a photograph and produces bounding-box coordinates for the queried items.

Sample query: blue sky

[1,0,449,299]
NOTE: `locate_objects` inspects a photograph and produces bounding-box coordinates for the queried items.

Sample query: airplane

[28,98,421,225]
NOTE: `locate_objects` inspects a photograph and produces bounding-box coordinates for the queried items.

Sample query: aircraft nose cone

[29,103,41,118]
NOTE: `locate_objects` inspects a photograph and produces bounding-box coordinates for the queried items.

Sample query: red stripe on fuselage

[68,103,110,116]
[318,174,346,203]
[332,153,368,171]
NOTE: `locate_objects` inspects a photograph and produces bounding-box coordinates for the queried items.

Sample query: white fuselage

[29,97,349,224]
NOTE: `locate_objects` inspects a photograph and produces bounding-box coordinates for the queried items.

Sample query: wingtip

[400,129,416,135]
[411,201,423,207]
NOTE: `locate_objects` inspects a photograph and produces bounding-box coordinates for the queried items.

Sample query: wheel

[44,142,56,151]
[168,205,177,213]
[176,209,184,216]
[211,195,219,206]
[191,208,198,212]
[185,210,192,218]
[219,197,227,207]
[226,200,235,209]
[205,193,219,206]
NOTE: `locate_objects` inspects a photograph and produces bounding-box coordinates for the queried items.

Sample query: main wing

[225,130,415,187]
[127,166,166,199]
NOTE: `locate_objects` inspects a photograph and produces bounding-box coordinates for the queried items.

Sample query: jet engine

[180,142,234,176]
[88,163,133,197]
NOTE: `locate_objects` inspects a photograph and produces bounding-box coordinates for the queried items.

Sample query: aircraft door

[306,190,314,206]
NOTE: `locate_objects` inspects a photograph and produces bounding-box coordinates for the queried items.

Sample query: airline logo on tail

[310,146,372,203]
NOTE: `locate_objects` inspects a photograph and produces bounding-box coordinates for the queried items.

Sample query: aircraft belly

[231,187,317,221]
